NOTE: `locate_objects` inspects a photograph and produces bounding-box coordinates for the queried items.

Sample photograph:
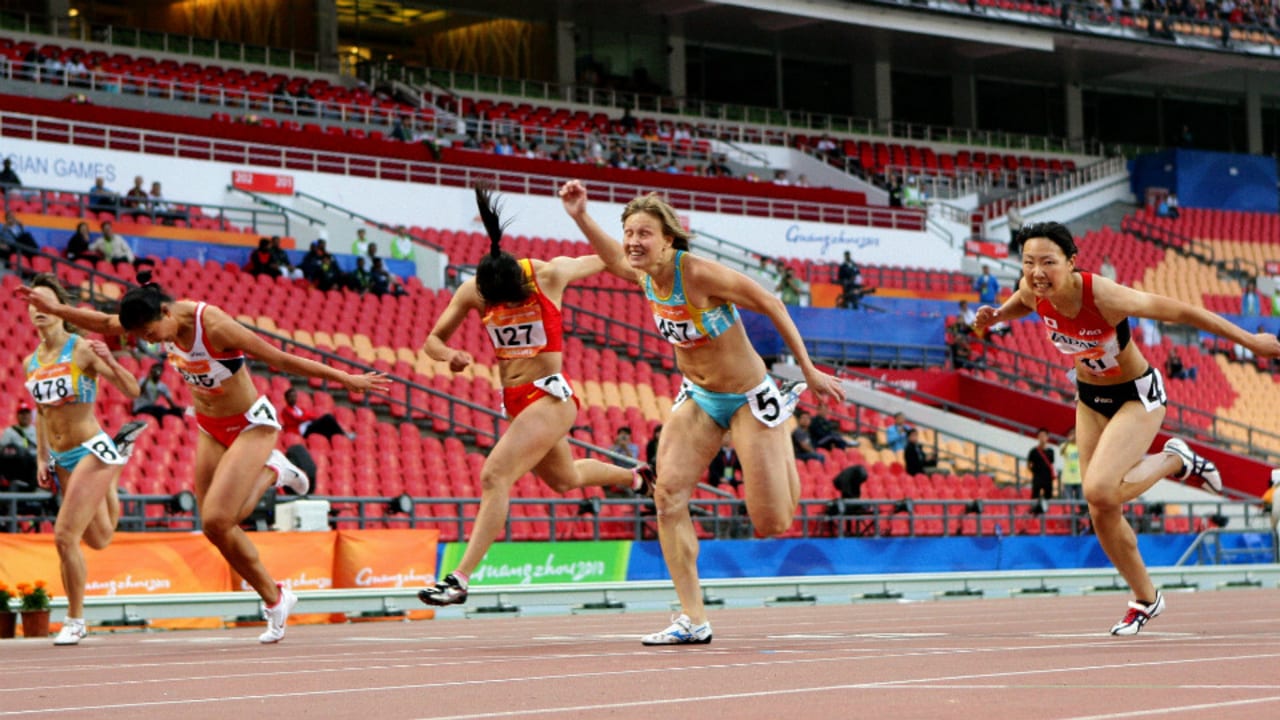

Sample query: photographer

[0,402,38,492]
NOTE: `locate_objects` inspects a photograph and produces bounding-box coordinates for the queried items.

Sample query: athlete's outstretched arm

[203,304,390,393]
[559,180,643,285]
[16,285,125,336]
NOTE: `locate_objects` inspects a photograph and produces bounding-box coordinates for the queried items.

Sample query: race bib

[26,363,75,406]
[484,303,549,359]
[1134,368,1167,413]
[84,432,126,466]
[745,377,798,428]
[246,396,283,430]
[532,373,573,401]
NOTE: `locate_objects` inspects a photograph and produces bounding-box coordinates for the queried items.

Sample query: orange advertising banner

[0,529,441,626]
[334,528,440,621]
[333,528,440,590]
[0,532,230,597]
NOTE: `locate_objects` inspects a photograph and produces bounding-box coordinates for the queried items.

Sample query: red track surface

[3,591,1280,719]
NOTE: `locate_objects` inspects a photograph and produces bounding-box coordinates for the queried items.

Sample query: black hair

[29,273,75,333]
[119,283,173,331]
[1015,221,1078,260]
[473,185,530,305]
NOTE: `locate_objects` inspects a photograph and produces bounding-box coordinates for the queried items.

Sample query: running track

[3,590,1279,719]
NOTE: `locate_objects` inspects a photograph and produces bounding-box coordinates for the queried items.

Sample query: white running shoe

[267,449,310,495]
[258,585,298,644]
[1163,438,1222,493]
[1109,591,1165,636]
[641,614,713,646]
[53,618,86,646]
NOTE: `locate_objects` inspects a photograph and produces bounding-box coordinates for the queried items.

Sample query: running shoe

[418,573,468,606]
[641,614,713,646]
[53,618,87,646]
[1163,438,1222,493]
[267,449,310,496]
[1109,591,1165,636]
[112,420,149,459]
[258,584,298,644]
[633,464,656,497]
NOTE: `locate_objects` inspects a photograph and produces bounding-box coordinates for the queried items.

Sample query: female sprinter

[24,273,145,645]
[417,187,653,608]
[974,221,1280,635]
[18,281,389,643]
[560,180,845,645]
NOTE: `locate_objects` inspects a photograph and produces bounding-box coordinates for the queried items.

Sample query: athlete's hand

[558,180,587,218]
[342,372,390,394]
[1248,331,1280,358]
[36,458,53,491]
[86,339,113,362]
[805,369,846,406]
[16,285,62,313]
[448,350,473,373]
[972,305,1000,334]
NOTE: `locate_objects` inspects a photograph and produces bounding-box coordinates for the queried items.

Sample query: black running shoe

[634,464,656,497]
[418,573,468,606]
[112,420,149,459]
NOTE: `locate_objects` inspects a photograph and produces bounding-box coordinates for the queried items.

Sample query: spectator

[619,107,638,135]
[246,238,279,277]
[1165,347,1197,380]
[390,116,411,142]
[63,221,102,263]
[312,252,345,291]
[809,405,851,450]
[0,210,38,266]
[131,362,184,422]
[974,264,1000,305]
[390,229,416,262]
[279,387,353,440]
[1242,279,1260,317]
[609,426,640,467]
[791,409,825,462]
[86,176,119,214]
[1099,254,1118,282]
[364,242,380,265]
[1157,193,1180,220]
[884,412,913,452]
[1057,426,1082,504]
[299,239,328,281]
[707,432,742,491]
[89,221,137,266]
[887,175,903,208]
[1027,427,1056,501]
[958,299,978,327]
[947,315,976,369]
[0,157,21,188]
[836,250,867,309]
[0,401,38,492]
[776,266,802,306]
[124,175,148,216]
[832,463,867,500]
[347,256,372,293]
[903,427,937,476]
[268,235,303,280]
[1006,205,1024,255]
[148,181,184,224]
[369,256,405,296]
[646,424,662,472]
[352,228,371,258]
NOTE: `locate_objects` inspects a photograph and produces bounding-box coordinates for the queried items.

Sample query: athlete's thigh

[486,396,577,481]
[203,427,276,519]
[55,457,115,537]
[192,431,227,503]
[729,409,796,510]
[656,400,725,494]
[1085,401,1165,488]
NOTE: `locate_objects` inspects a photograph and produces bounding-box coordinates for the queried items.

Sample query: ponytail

[473,185,530,305]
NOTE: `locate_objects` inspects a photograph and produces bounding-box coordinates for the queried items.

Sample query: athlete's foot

[632,464,656,497]
[1163,438,1222,493]
[267,449,310,495]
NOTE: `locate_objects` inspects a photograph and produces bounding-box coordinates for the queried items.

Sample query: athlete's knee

[54,526,82,555]
[653,483,693,519]
[1083,481,1122,508]
[201,511,238,540]
[750,511,794,538]
[477,466,514,496]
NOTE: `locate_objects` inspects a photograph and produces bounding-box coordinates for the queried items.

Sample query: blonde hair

[622,193,692,251]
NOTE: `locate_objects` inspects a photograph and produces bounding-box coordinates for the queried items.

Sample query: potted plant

[0,583,15,639]
[16,581,52,639]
